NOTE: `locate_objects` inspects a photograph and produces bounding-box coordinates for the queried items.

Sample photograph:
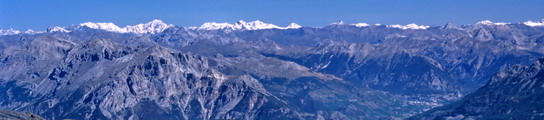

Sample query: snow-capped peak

[23,29,44,34]
[198,22,235,30]
[351,23,370,27]
[523,19,544,27]
[79,19,173,34]
[47,26,71,33]
[387,23,430,30]
[80,22,124,32]
[476,20,509,26]
[196,20,301,30]
[125,19,173,34]
[285,23,302,29]
[0,28,44,35]
[0,28,22,35]
[236,20,282,30]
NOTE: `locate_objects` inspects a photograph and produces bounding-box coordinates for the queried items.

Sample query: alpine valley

[1,19,544,119]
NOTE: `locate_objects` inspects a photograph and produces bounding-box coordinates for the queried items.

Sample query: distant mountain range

[2,19,543,35]
[1,19,543,119]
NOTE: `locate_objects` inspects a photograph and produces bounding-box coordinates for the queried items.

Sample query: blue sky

[1,0,543,30]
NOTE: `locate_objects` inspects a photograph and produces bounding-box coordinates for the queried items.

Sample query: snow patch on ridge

[523,19,544,27]
[236,20,281,30]
[285,23,302,29]
[196,20,301,30]
[23,29,43,34]
[476,20,509,26]
[351,23,370,27]
[79,19,173,34]
[0,29,22,35]
[47,26,71,33]
[80,22,124,32]
[198,22,234,30]
[387,24,430,30]
[0,29,44,35]
[124,19,174,34]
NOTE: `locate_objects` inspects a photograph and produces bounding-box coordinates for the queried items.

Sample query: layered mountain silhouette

[1,20,543,119]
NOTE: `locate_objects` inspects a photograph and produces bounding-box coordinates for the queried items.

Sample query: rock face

[0,37,417,120]
[0,109,44,120]
[411,58,544,119]
[0,38,300,120]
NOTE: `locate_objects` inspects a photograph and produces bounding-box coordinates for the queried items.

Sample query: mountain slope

[0,38,303,119]
[410,58,544,119]
[0,109,43,120]
[0,37,421,119]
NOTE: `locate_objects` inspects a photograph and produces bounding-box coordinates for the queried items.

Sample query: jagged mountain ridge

[0,37,301,119]
[3,19,544,106]
[79,19,173,34]
[3,19,543,35]
[0,37,420,119]
[0,19,544,119]
[142,19,544,110]
[194,20,302,30]
[411,58,544,119]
